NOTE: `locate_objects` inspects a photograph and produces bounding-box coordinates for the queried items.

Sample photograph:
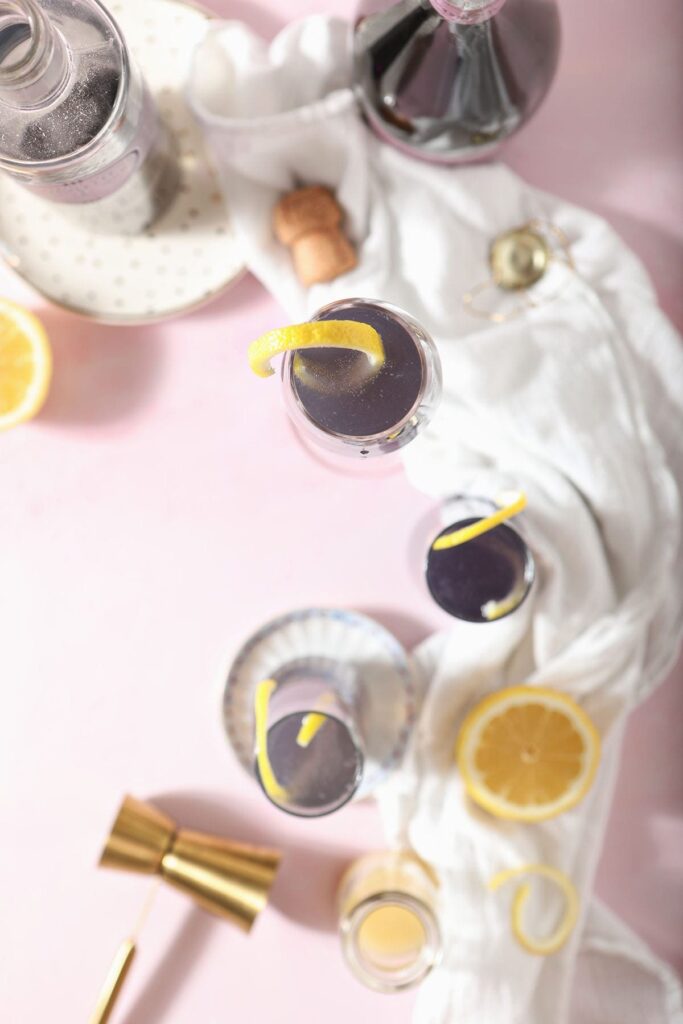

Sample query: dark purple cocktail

[426,497,535,621]
[284,298,442,459]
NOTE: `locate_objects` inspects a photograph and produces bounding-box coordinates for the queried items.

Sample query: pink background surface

[2,0,682,1020]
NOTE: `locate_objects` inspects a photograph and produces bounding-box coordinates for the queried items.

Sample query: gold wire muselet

[463,219,575,323]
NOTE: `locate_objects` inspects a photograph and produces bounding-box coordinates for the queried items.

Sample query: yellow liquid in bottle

[357,904,426,972]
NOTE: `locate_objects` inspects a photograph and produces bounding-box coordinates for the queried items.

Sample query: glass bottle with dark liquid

[283,298,442,459]
[0,0,178,233]
[353,0,560,163]
[425,496,535,621]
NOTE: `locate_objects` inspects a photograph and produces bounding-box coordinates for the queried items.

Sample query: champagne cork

[273,185,357,286]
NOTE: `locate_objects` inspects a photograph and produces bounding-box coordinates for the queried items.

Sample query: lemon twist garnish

[248,321,385,379]
[432,490,527,552]
[254,679,289,803]
[489,864,579,955]
[296,713,327,748]
[481,583,528,621]
[0,298,52,431]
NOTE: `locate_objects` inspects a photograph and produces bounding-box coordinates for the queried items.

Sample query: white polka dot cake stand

[0,0,245,324]
[223,608,418,800]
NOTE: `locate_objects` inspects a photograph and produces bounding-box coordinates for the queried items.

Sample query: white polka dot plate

[0,0,245,324]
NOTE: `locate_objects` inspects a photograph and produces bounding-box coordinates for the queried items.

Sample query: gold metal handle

[89,881,160,1024]
[89,939,136,1024]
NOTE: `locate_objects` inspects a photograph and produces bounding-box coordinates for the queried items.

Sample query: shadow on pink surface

[117,789,358,1022]
[152,790,357,932]
[36,308,165,427]
[358,606,433,652]
[184,270,268,324]
[121,907,212,1024]
[589,207,683,330]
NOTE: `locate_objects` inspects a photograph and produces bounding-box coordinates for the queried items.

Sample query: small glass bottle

[0,0,178,233]
[353,0,560,164]
[338,850,441,992]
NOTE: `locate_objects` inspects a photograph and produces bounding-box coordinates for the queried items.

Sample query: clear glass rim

[0,0,45,80]
[254,709,365,819]
[425,498,536,623]
[340,891,442,992]
[282,297,436,448]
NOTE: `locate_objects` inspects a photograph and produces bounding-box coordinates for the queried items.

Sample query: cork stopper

[273,185,357,286]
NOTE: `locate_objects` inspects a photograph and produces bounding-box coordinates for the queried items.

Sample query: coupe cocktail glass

[338,850,441,991]
[282,298,442,460]
[425,495,535,621]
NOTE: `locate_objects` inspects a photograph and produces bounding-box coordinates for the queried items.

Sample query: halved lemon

[489,864,579,955]
[0,298,52,430]
[248,320,384,378]
[457,685,600,821]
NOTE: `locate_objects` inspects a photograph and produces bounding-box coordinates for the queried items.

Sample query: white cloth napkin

[188,16,683,1024]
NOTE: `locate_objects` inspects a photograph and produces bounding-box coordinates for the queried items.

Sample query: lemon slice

[432,491,527,551]
[457,685,600,821]
[248,321,385,379]
[254,679,289,803]
[489,864,579,955]
[0,298,52,431]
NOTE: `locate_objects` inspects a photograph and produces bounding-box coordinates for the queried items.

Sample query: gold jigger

[90,795,281,1024]
[100,794,281,930]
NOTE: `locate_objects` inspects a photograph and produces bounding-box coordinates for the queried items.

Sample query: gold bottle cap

[490,226,550,290]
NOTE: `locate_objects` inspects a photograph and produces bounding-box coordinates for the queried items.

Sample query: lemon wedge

[432,491,527,551]
[489,864,579,955]
[457,685,600,821]
[0,298,52,431]
[254,679,289,803]
[248,320,384,379]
